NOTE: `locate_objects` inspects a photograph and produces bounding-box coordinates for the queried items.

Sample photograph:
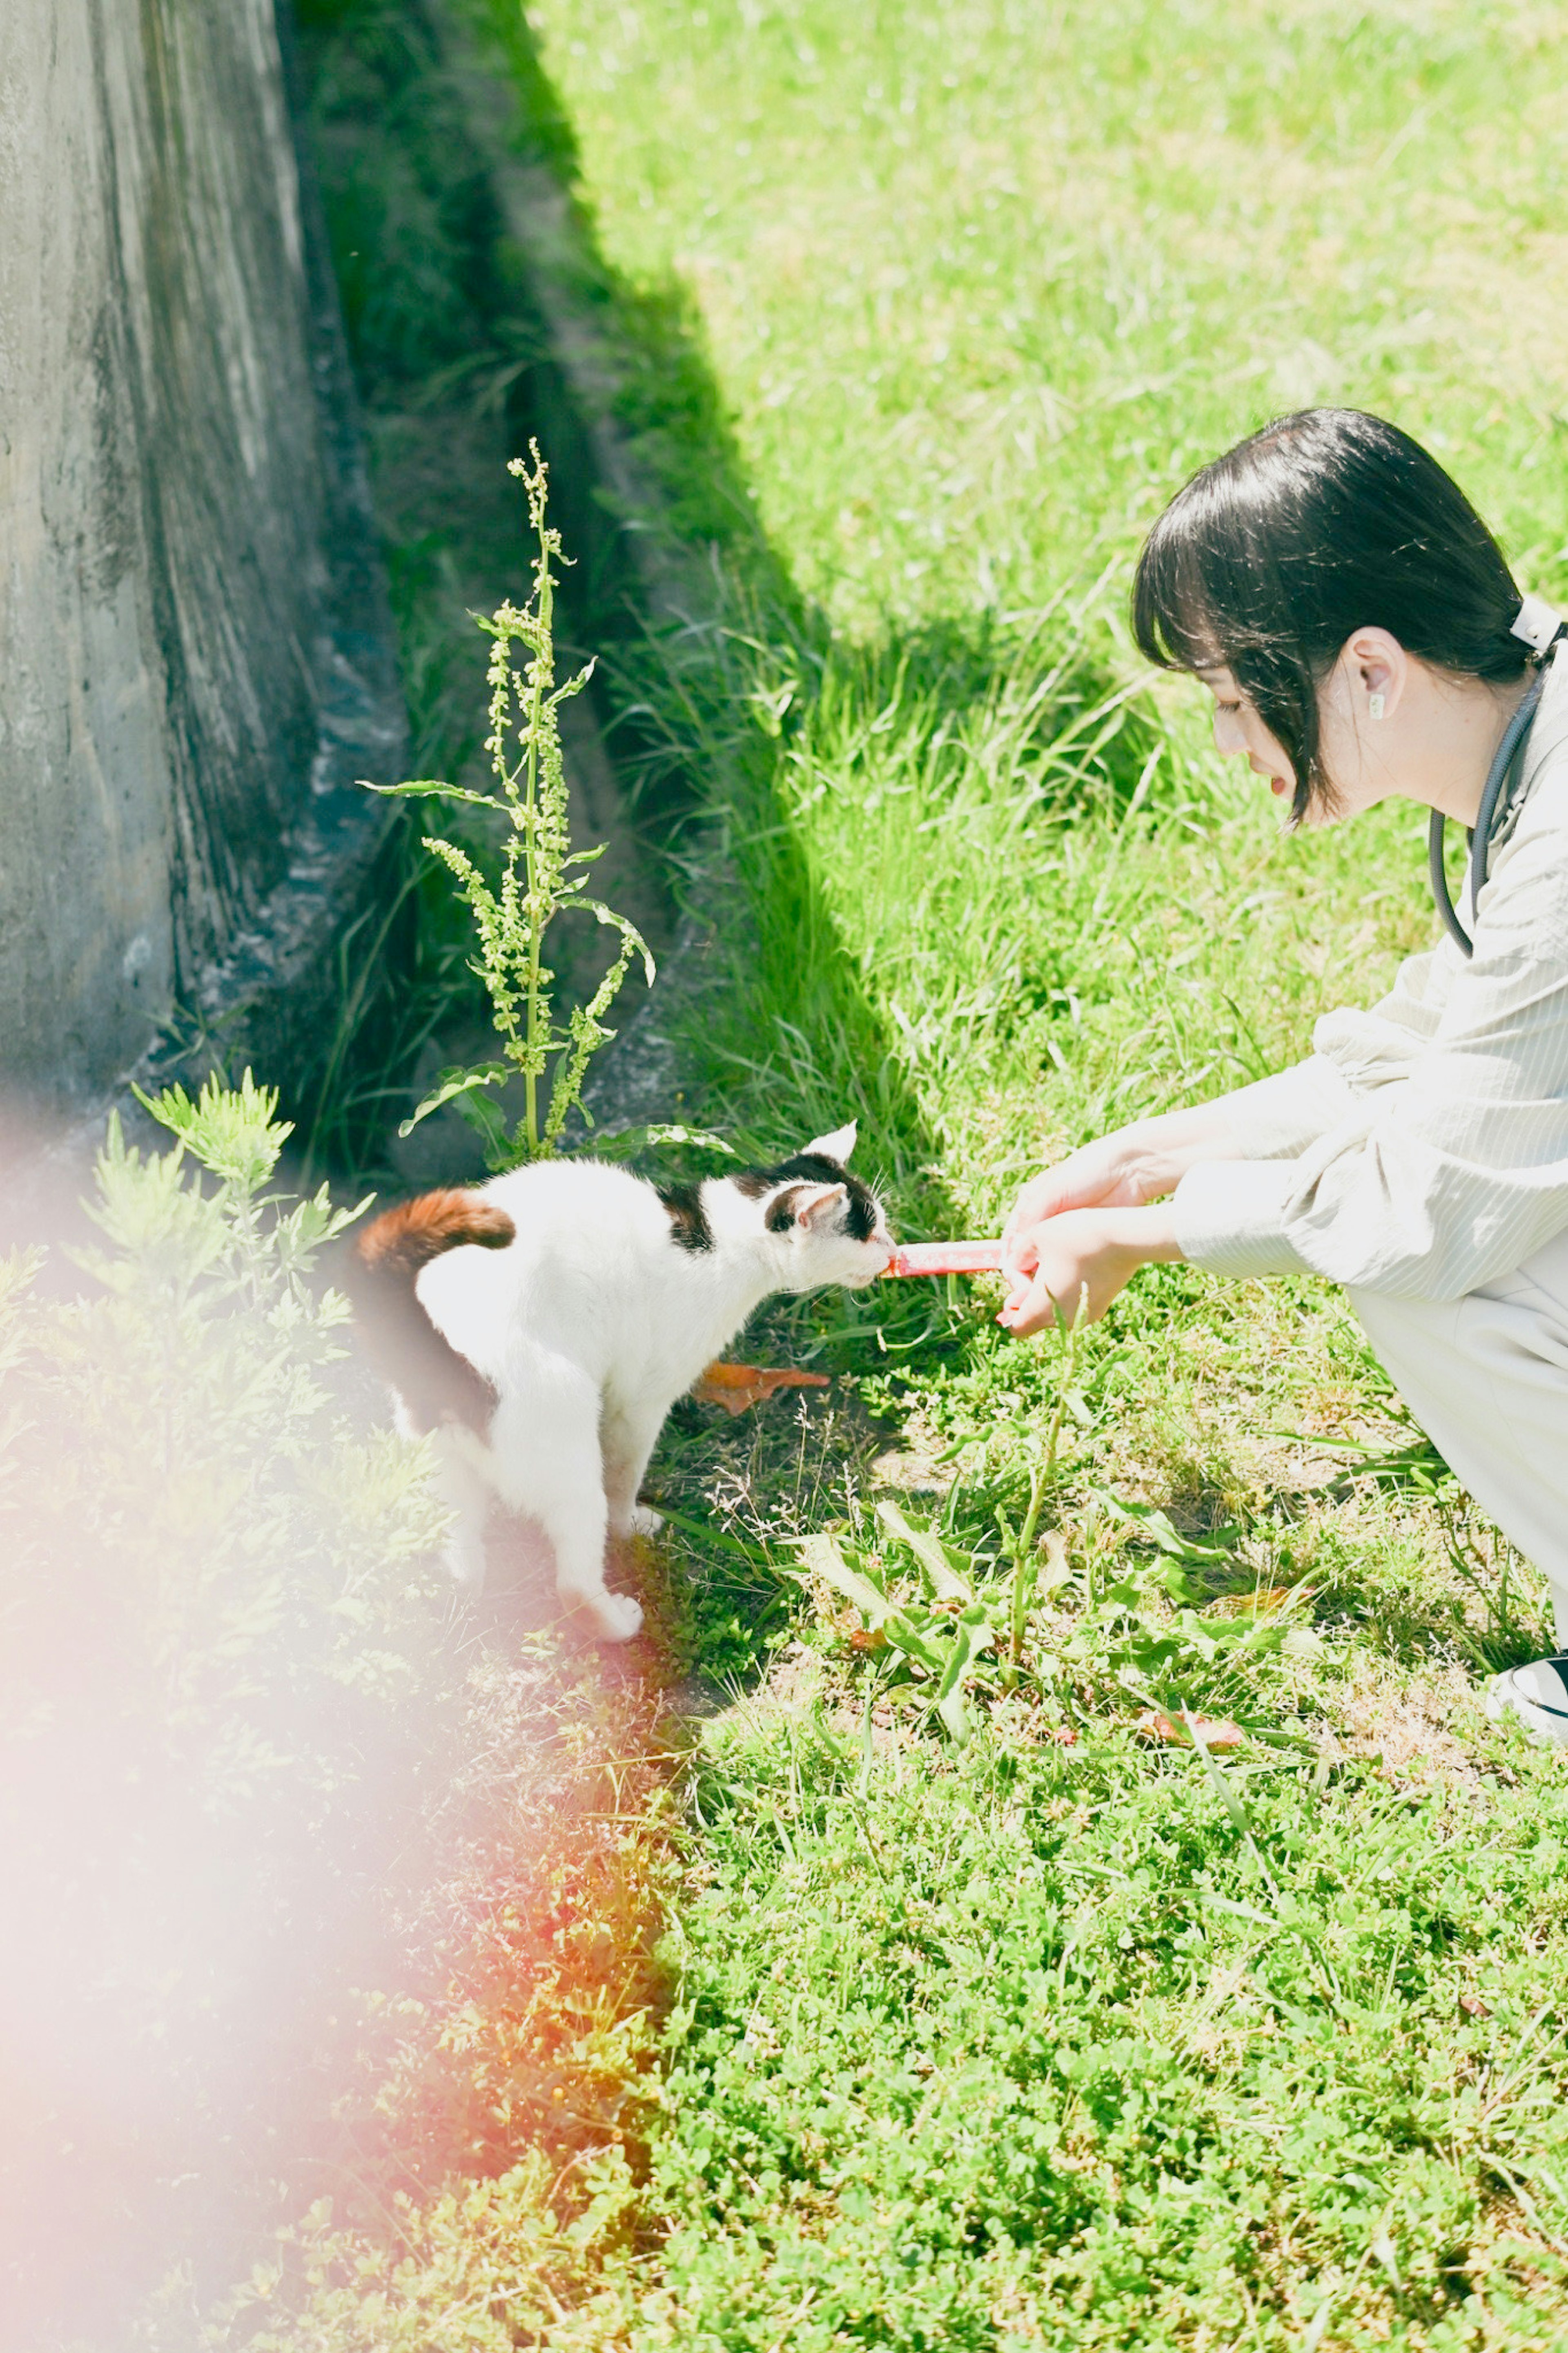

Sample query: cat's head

[732,1121,893,1290]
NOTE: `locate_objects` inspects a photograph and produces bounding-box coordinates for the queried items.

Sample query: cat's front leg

[601,1401,670,1544]
[490,1367,644,1642]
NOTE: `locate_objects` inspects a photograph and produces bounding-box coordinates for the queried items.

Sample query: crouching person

[1001,406,1568,1741]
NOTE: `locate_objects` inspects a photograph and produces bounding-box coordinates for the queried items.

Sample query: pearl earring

[1368,692,1385,722]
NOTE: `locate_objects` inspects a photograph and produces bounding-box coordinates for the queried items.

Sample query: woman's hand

[998,1205,1182,1337]
[1000,1134,1158,1260]
[999,1104,1243,1315]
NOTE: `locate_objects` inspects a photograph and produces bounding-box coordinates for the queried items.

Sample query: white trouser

[1350,1224,1568,1648]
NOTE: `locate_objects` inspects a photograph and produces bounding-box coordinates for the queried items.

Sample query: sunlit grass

[528,0,1568,631]
[504,2,1568,2343]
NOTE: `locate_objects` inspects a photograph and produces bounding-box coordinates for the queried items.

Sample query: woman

[999,407,1568,1742]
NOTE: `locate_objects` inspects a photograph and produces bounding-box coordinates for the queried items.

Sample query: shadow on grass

[295,0,1182,1684]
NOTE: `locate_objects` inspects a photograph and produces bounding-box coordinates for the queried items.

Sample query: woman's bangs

[1133,528,1232,676]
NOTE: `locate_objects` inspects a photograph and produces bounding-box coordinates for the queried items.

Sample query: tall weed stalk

[370,446,654,1166]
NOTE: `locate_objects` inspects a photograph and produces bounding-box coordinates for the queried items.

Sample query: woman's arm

[997,1059,1360,1336]
[996,1106,1240,1337]
[1000,1102,1245,1239]
[1171,792,1568,1298]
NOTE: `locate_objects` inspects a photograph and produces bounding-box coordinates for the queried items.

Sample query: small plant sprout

[799,1298,1092,1740]
[130,1068,367,1299]
[994,1280,1087,1681]
[368,445,654,1166]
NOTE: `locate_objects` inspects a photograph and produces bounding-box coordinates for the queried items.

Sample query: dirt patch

[1323,1660,1492,1788]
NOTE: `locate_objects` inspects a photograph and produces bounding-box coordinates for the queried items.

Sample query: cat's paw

[561,1582,644,1643]
[630,1503,664,1538]
[590,1588,645,1643]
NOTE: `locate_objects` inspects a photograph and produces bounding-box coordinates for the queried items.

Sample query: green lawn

[245,2,1568,2346]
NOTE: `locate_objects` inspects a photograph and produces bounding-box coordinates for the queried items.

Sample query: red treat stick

[884,1239,1006,1279]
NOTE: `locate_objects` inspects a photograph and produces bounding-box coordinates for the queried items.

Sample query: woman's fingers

[1000,1227,1039,1285]
[998,1269,1061,1337]
[1003,1143,1134,1241]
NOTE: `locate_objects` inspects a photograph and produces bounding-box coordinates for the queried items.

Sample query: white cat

[345,1124,892,1639]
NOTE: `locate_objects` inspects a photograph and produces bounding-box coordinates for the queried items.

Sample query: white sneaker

[1485,1655,1568,1747]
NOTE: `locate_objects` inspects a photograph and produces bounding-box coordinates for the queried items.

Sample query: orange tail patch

[356,1189,516,1275]
[346,1190,516,1436]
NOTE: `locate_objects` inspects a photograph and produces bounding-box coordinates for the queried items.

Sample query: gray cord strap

[1427,670,1548,959]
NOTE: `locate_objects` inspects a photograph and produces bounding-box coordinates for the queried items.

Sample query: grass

[185,2,1568,2347]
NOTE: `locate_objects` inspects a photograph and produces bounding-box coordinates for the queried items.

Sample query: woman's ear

[1341,626,1407,723]
[803,1120,857,1164]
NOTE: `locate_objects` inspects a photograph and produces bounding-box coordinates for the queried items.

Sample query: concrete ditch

[0,1,406,1151]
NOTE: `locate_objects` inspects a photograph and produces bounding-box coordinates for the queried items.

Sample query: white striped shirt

[1173,642,1568,1299]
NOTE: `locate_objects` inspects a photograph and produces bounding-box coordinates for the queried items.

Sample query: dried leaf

[1205,1585,1298,1620]
[692,1361,831,1416]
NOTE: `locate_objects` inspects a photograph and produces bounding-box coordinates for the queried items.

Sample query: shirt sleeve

[1204,1056,1361,1160]
[1172,802,1568,1299]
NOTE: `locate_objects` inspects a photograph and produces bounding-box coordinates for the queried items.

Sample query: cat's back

[484,1156,668,1265]
[414,1157,669,1374]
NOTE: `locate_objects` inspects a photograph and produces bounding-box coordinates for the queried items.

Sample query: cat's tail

[343,1189,516,1435]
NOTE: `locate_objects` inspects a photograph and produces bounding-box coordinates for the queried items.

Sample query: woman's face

[1196,637,1406,827]
[1198,667,1300,811]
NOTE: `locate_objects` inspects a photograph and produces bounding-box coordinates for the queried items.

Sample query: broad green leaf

[397,1066,511,1138]
[1089,1487,1240,1562]
[875,1498,971,1602]
[936,1680,971,1744]
[933,1604,996,1745]
[570,894,657,986]
[797,1534,891,1627]
[360,777,502,808]
[590,1122,738,1162]
[880,1612,949,1674]
[1038,1527,1074,1597]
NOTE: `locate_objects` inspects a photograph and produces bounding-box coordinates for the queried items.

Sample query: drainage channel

[295,0,729,1189]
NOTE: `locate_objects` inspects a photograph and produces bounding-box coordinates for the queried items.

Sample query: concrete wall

[0,0,400,1114]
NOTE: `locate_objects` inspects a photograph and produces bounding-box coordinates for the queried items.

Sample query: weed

[0,1078,457,2335]
[370,448,654,1165]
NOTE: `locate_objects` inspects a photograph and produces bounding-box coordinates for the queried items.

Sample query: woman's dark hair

[1132,408,1528,819]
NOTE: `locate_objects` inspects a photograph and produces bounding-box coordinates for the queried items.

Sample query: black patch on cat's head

[734,1152,879,1242]
[657,1180,715,1253]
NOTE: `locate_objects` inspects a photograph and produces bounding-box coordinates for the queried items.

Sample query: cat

[343,1123,892,1639]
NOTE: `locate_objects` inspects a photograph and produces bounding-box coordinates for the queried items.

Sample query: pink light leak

[882,1239,1006,1279]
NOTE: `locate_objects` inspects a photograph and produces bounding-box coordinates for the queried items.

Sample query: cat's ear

[803,1119,857,1165]
[787,1182,847,1232]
